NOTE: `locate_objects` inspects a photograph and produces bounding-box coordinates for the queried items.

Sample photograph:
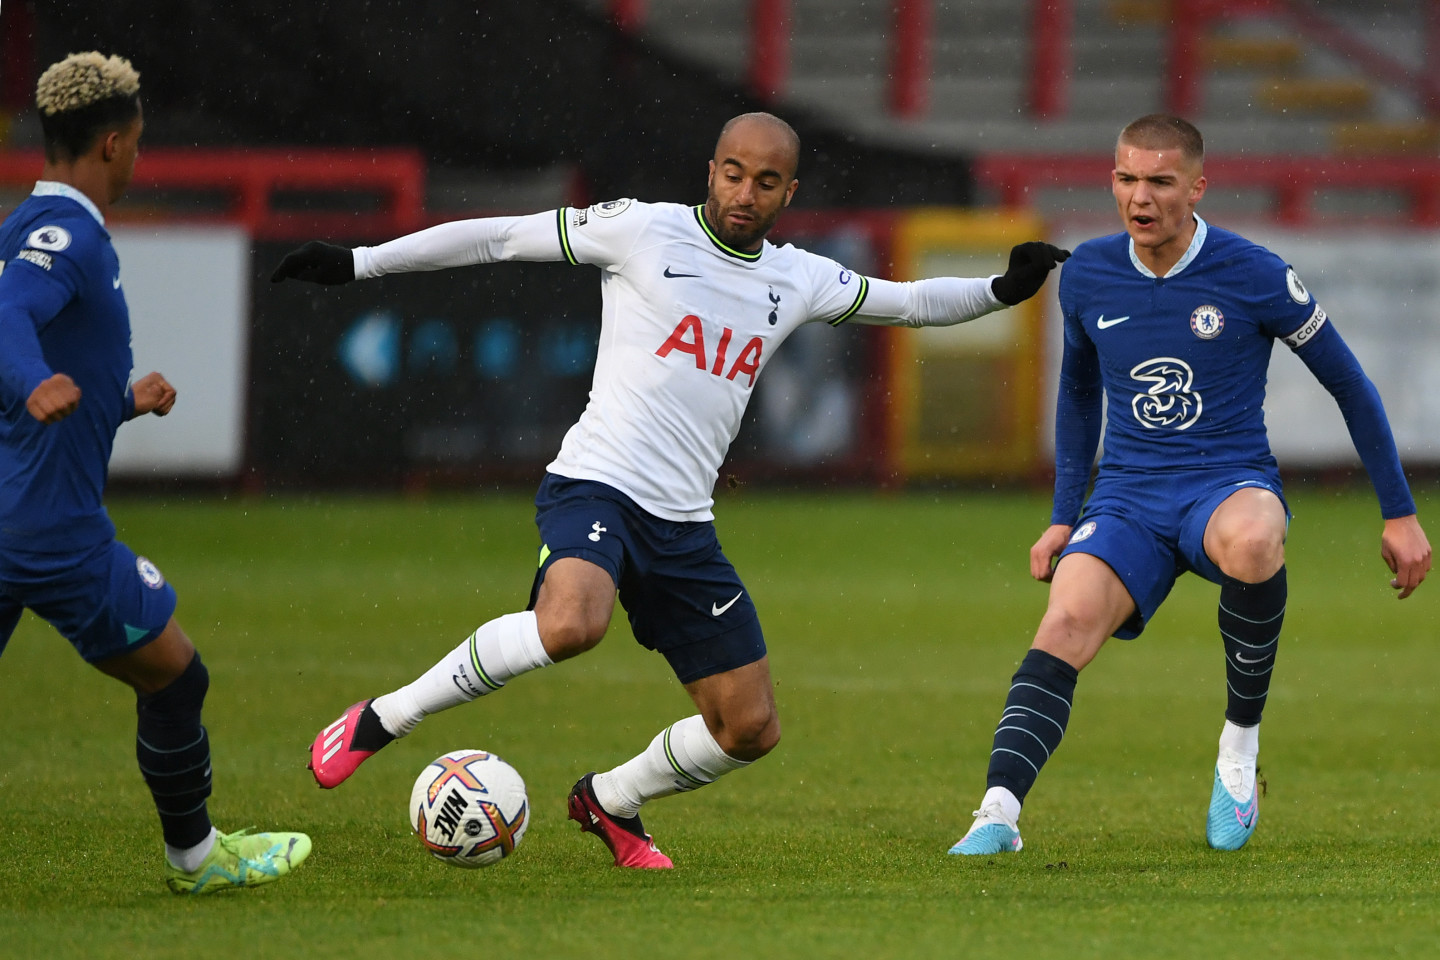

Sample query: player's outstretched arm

[26,372,81,424]
[1381,514,1431,599]
[130,371,177,418]
[990,242,1071,306]
[270,241,355,285]
[1030,524,1073,583]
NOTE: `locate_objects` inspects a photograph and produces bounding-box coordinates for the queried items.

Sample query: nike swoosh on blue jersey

[664,267,701,278]
[1096,314,1130,329]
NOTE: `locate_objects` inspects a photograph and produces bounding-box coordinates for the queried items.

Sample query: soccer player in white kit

[272,112,1067,868]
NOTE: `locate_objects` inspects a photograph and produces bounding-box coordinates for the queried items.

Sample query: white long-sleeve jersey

[355,199,1004,521]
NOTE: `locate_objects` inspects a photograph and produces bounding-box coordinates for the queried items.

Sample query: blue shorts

[0,539,178,663]
[529,474,765,684]
[1059,469,1288,640]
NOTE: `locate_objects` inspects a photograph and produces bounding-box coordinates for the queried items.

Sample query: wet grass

[1,487,1435,959]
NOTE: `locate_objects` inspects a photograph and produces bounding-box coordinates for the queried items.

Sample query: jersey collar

[33,181,105,226]
[1128,214,1207,279]
[692,205,764,262]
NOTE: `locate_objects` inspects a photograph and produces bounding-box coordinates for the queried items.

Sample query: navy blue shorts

[528,474,765,684]
[1059,469,1289,639]
[0,539,178,663]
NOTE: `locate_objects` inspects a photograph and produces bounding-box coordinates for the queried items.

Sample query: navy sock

[985,648,1078,803]
[136,652,213,849]
[1219,566,1285,726]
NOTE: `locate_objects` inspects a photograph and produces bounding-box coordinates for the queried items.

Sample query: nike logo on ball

[664,267,701,278]
[1096,314,1130,328]
[712,591,743,616]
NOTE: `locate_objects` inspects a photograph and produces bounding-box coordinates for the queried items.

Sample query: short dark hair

[1118,114,1204,164]
[36,52,142,163]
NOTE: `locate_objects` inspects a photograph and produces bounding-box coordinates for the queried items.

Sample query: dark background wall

[35,0,973,208]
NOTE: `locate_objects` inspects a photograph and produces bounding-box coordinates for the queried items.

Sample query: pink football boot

[567,773,673,869]
[309,700,388,788]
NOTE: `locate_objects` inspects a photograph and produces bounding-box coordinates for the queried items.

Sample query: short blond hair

[1118,114,1204,165]
[37,52,140,116]
[36,52,142,162]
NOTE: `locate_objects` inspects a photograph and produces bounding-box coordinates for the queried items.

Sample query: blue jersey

[0,183,134,554]
[1053,216,1414,525]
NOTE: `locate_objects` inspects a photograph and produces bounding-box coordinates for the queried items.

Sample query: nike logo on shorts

[1096,314,1130,329]
[711,591,743,616]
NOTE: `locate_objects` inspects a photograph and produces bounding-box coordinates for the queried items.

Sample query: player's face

[106,107,144,204]
[705,121,799,252]
[1112,141,1206,269]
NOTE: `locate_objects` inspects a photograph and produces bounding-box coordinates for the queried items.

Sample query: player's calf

[136,652,214,853]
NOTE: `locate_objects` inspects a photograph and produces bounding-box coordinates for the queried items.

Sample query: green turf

[1,487,1436,959]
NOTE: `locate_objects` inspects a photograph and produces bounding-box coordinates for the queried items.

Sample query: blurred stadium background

[4,0,1440,494]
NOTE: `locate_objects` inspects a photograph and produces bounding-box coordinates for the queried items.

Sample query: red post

[609,0,645,33]
[749,0,792,102]
[1028,0,1072,119]
[889,0,932,119]
[1165,1,1207,116]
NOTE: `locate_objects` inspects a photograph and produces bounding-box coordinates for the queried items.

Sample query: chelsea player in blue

[0,52,310,893]
[951,114,1431,856]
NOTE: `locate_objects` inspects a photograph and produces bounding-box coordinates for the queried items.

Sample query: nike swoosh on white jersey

[711,591,743,616]
[1096,314,1130,329]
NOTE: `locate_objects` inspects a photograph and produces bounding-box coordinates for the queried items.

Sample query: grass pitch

[0,486,1436,959]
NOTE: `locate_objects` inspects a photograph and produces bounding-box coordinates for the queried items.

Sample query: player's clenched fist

[132,371,177,417]
[270,240,355,285]
[990,242,1071,306]
[26,373,81,424]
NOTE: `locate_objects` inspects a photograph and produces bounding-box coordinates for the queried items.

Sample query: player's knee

[715,706,780,761]
[1217,529,1285,582]
[538,610,608,660]
[1033,609,1106,670]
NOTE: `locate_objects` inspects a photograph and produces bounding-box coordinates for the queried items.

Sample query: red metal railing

[1167,0,1440,118]
[608,0,1438,124]
[0,148,426,240]
[973,152,1440,226]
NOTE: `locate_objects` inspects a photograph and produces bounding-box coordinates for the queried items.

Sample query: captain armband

[1281,305,1327,350]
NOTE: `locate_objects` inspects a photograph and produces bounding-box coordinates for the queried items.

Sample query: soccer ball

[409,749,529,868]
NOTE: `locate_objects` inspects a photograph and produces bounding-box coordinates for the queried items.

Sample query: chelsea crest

[1189,304,1224,340]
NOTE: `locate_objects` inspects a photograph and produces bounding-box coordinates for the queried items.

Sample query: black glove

[270,240,355,285]
[990,241,1071,305]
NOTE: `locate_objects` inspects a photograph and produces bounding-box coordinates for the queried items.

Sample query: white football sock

[977,786,1022,826]
[1217,720,1260,801]
[592,715,750,819]
[166,827,217,873]
[372,611,551,738]
[1219,719,1260,757]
